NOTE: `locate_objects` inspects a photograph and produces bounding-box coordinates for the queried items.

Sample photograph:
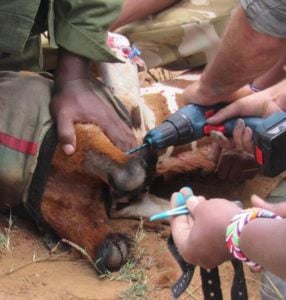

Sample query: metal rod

[126,143,150,155]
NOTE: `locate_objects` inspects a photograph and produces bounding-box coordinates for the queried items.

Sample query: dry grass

[102,218,150,299]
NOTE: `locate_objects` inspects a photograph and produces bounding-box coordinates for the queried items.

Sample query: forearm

[199,6,286,100]
[253,55,286,90]
[229,56,286,101]
[110,0,179,31]
[55,48,90,84]
[240,218,286,280]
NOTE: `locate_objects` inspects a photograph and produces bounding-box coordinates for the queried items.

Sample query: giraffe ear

[83,151,146,193]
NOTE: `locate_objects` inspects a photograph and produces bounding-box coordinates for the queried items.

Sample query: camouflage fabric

[117,0,238,69]
[0,71,131,210]
[0,71,54,209]
[0,0,124,72]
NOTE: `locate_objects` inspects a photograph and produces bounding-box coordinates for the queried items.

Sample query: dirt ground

[0,172,283,300]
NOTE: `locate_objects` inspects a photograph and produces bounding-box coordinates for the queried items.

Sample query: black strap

[231,259,248,299]
[25,125,58,231]
[167,235,196,298]
[167,235,248,299]
[200,267,223,300]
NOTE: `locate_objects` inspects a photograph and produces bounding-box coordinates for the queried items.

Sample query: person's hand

[209,142,259,182]
[227,84,254,102]
[169,188,241,269]
[208,117,260,182]
[207,81,286,125]
[251,194,286,218]
[183,79,253,106]
[183,80,221,106]
[51,78,137,155]
[205,81,286,171]
[209,117,256,155]
[205,81,286,175]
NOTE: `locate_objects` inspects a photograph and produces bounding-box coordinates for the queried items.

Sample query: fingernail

[210,130,228,142]
[175,193,186,206]
[235,119,245,129]
[63,144,75,155]
[207,117,215,124]
[210,131,221,141]
[181,187,193,196]
[186,195,199,207]
[245,127,253,135]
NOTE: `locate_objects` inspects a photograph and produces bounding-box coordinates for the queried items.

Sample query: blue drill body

[144,104,262,149]
[128,103,286,177]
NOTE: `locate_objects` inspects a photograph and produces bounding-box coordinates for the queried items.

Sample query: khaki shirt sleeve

[52,0,124,62]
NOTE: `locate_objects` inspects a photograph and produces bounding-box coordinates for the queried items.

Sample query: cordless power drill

[127,104,286,177]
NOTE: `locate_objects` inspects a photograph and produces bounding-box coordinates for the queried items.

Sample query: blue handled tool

[127,103,286,177]
[149,205,189,221]
[150,189,194,221]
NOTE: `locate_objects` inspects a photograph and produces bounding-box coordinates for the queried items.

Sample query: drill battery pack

[254,112,286,177]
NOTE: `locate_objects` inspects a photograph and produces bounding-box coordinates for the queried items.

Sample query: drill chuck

[144,111,195,150]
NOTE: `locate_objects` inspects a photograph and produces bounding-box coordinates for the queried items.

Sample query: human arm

[183,5,286,105]
[169,189,240,268]
[203,77,286,164]
[51,0,137,154]
[228,55,286,101]
[52,49,137,154]
[202,62,286,180]
[170,190,286,280]
[207,79,286,125]
[240,195,286,280]
[109,0,180,31]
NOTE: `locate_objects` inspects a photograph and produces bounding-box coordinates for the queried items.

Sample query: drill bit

[126,143,150,155]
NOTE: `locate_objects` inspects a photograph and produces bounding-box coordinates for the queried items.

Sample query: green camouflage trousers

[117,0,238,69]
[0,71,54,209]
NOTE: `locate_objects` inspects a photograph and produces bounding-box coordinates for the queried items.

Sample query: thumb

[207,101,242,124]
[207,93,266,124]
[57,116,77,155]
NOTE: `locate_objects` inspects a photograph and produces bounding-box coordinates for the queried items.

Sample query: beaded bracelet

[226,208,282,267]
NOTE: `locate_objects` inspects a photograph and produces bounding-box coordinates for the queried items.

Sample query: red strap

[0,131,38,155]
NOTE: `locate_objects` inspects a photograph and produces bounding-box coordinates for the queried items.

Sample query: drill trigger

[205,109,215,118]
[203,125,226,135]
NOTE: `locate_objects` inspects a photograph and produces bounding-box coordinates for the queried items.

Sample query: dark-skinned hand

[169,188,241,269]
[51,78,137,155]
